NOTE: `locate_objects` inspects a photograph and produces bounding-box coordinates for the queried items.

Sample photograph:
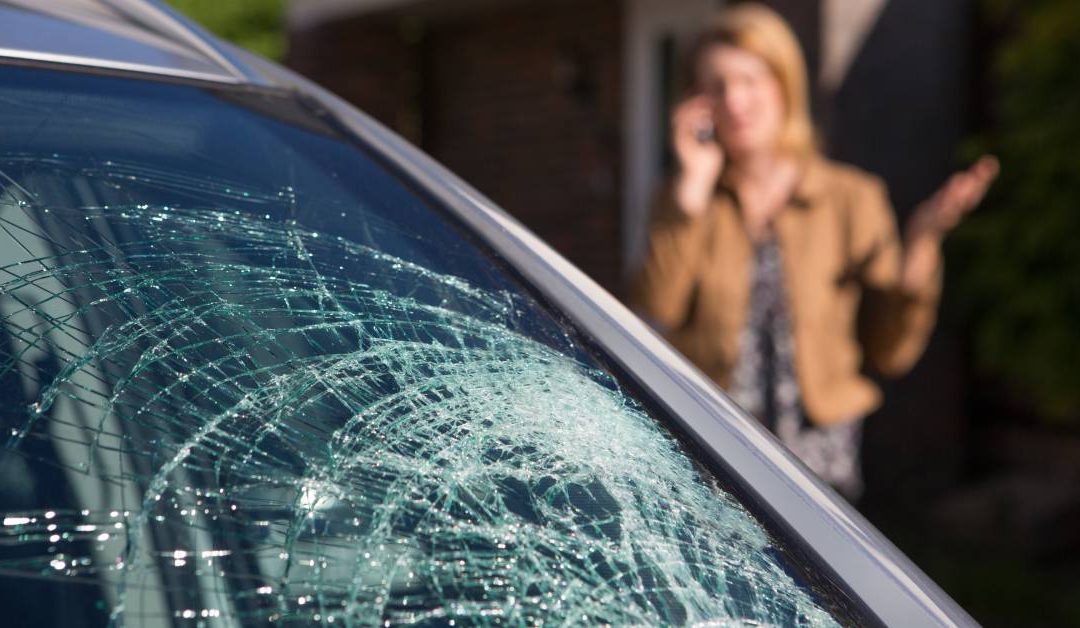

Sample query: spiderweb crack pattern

[0,166,839,626]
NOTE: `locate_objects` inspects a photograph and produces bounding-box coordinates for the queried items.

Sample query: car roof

[0,0,263,84]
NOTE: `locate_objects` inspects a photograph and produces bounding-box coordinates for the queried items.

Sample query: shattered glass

[0,66,859,626]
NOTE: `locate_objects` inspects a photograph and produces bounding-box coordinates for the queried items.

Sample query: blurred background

[168,0,1080,624]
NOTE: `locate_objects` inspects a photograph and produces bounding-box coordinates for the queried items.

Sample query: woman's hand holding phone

[672,95,724,217]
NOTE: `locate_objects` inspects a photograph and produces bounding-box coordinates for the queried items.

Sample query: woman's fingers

[675,94,713,116]
[949,172,979,214]
[972,154,1001,181]
[911,155,1001,238]
[965,155,1000,210]
[933,154,997,224]
[671,95,723,173]
[670,95,723,214]
[673,96,713,137]
[948,155,1000,217]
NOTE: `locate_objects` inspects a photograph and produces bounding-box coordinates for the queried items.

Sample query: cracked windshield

[0,66,856,626]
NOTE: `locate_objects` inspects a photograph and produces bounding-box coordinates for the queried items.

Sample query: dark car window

[0,65,860,626]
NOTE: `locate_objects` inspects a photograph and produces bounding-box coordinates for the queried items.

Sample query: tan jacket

[630,156,941,426]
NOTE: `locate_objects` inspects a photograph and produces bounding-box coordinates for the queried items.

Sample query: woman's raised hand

[672,95,724,216]
[900,155,1000,293]
[907,155,1000,241]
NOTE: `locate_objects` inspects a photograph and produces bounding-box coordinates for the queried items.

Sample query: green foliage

[951,0,1080,423]
[166,0,286,60]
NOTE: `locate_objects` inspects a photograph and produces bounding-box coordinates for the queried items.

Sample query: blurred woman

[631,3,997,499]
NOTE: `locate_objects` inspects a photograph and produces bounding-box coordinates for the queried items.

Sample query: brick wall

[288,0,625,292]
[288,15,421,142]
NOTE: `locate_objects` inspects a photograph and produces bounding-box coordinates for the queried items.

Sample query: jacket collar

[790,154,828,208]
[716,153,828,210]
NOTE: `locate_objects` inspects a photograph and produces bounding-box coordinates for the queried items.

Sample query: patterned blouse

[727,234,864,499]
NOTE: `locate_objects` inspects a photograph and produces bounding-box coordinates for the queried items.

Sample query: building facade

[287,0,979,503]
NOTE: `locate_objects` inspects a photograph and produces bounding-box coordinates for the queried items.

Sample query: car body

[0,1,974,626]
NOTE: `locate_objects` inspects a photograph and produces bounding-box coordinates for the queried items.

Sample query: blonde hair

[689,3,817,160]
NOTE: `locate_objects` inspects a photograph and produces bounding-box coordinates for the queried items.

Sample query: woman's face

[696,44,786,159]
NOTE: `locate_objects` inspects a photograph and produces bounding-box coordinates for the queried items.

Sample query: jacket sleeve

[627,183,711,331]
[852,176,943,377]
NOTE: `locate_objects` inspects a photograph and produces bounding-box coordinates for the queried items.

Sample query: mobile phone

[694,121,715,144]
